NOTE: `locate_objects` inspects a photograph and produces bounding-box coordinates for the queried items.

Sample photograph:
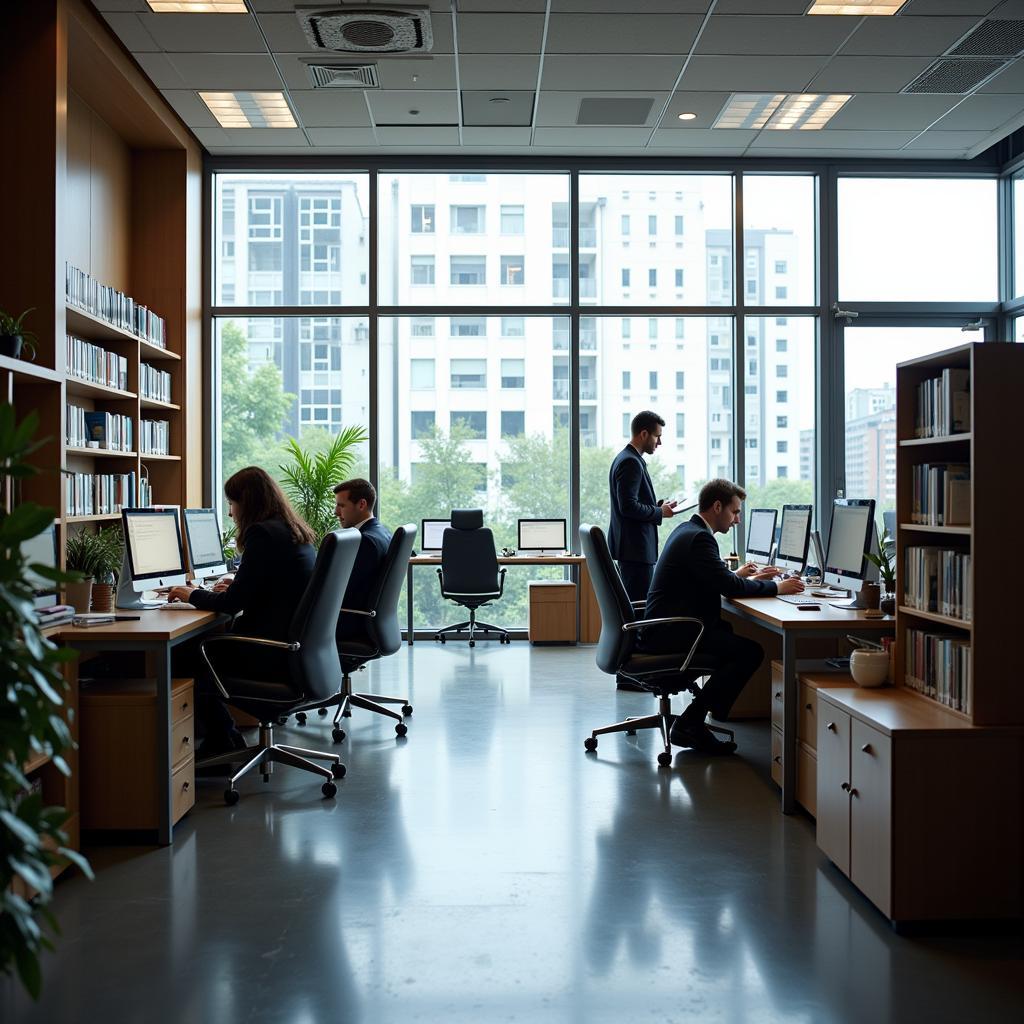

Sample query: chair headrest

[451,509,483,530]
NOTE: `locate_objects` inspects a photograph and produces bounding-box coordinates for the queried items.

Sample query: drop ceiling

[89,0,1024,159]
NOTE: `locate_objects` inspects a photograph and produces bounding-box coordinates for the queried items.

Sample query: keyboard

[157,601,199,611]
[776,590,846,606]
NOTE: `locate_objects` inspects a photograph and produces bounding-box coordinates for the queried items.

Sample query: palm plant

[278,427,368,543]
[866,524,896,594]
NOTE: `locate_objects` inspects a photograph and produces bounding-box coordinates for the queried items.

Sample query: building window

[410,358,434,389]
[411,317,434,337]
[501,358,525,388]
[775,286,788,299]
[450,205,485,233]
[777,415,788,428]
[410,410,435,438]
[675,318,685,339]
[676,413,684,434]
[622,371,631,390]
[711,438,721,450]
[648,268,657,287]
[450,316,485,337]
[674,215,684,236]
[648,214,657,236]
[451,256,486,285]
[746,438,758,448]
[748,359,757,374]
[776,317,788,326]
[622,413,631,435]
[777,440,789,453]
[675,371,684,390]
[648,318,658,340]
[777,390,788,403]
[449,174,485,182]
[500,204,524,234]
[411,256,435,285]
[451,358,486,389]
[501,410,525,437]
[501,316,524,337]
[649,371,657,390]
[775,260,787,273]
[746,279,757,296]
[411,204,434,233]
[675,269,684,288]
[776,338,788,352]
[451,411,486,438]
[621,214,630,235]
[621,268,631,288]
[777,465,789,478]
[776,365,788,378]
[500,256,525,285]
[622,318,632,338]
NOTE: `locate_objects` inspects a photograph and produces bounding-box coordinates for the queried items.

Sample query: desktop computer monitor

[116,507,187,609]
[776,504,812,573]
[21,522,58,608]
[183,508,227,581]
[420,519,451,553]
[745,508,777,566]
[517,518,567,555]
[823,498,877,597]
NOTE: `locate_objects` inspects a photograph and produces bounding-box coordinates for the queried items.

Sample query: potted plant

[0,307,37,361]
[866,524,897,616]
[89,526,123,613]
[0,402,93,1000]
[63,529,111,612]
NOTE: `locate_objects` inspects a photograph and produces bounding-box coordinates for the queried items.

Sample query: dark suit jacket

[188,517,316,641]
[607,444,663,565]
[337,517,393,644]
[646,514,778,634]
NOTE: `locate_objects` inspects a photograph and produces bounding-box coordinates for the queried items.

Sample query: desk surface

[410,554,585,566]
[52,607,219,642]
[725,594,895,632]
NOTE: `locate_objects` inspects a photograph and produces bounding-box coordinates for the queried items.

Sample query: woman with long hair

[168,466,317,755]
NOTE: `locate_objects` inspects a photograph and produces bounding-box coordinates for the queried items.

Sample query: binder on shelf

[140,362,172,403]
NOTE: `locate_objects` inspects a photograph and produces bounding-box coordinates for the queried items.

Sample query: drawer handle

[182,781,190,792]
[841,782,850,792]
[861,743,872,754]
[849,787,859,798]
[182,736,191,745]
[774,692,783,702]
[804,703,812,711]
[826,722,837,732]
[773,755,782,765]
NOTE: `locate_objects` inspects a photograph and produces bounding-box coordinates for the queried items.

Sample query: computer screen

[183,508,226,579]
[776,504,812,572]
[745,508,777,565]
[517,519,567,552]
[824,499,876,591]
[21,523,58,594]
[421,519,451,552]
[122,508,186,585]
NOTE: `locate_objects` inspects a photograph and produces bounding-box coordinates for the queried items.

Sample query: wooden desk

[723,595,894,815]
[406,555,599,645]
[53,608,223,845]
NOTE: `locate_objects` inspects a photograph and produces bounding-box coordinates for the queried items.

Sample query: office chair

[295,524,418,742]
[434,508,510,647]
[197,529,359,805]
[579,523,731,768]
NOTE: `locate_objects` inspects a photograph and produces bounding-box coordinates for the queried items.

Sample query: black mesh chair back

[439,509,501,605]
[578,523,638,675]
[362,523,417,657]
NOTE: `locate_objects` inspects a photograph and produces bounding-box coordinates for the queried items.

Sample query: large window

[743,175,816,307]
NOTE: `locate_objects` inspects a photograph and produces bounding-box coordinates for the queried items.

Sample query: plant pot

[879,592,896,616]
[850,649,890,688]
[91,580,115,613]
[0,334,23,359]
[65,579,93,614]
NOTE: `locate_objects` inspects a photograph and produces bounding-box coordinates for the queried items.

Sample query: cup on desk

[860,581,881,611]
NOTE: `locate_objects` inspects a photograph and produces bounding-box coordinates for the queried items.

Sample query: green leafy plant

[0,307,38,360]
[278,426,368,543]
[64,528,117,582]
[866,525,896,593]
[0,403,93,999]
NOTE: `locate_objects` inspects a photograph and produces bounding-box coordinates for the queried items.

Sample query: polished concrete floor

[7,644,1023,1023]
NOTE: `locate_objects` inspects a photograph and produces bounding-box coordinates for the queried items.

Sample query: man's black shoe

[616,673,648,692]
[669,720,737,755]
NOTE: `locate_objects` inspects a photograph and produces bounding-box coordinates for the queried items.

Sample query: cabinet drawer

[172,679,194,725]
[770,677,785,731]
[171,714,194,770]
[172,757,194,825]
[527,581,575,604]
[770,726,783,787]
[850,720,892,917]
[799,684,817,749]
[797,742,817,818]
[816,703,851,877]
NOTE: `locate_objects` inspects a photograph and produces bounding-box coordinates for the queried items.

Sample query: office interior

[2,1,1024,1021]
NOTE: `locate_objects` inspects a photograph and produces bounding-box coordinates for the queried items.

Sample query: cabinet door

[816,705,851,876]
[850,720,892,917]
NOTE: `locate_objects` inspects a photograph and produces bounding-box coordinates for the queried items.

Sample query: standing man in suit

[645,478,804,754]
[333,478,393,643]
[608,410,678,603]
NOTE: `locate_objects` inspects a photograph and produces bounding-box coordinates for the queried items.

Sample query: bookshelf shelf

[66,377,136,402]
[898,606,972,632]
[140,397,180,411]
[23,752,53,775]
[898,433,971,447]
[65,447,138,459]
[140,453,180,461]
[0,355,62,382]
[66,513,124,524]
[898,523,971,535]
[66,304,143,347]
[139,338,179,362]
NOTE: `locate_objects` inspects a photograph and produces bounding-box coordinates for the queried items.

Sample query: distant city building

[845,387,897,508]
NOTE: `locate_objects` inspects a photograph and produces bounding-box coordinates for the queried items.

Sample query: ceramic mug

[850,649,889,688]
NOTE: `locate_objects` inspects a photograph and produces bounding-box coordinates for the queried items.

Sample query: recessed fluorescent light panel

[765,93,851,130]
[806,1,908,13]
[713,94,786,130]
[146,1,248,11]
[200,92,297,129]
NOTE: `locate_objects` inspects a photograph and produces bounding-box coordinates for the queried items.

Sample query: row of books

[66,404,133,452]
[65,263,167,347]
[66,335,129,392]
[903,546,972,622]
[140,362,172,403]
[139,476,153,507]
[140,420,170,456]
[65,471,136,517]
[904,627,972,714]
[914,367,970,438]
[909,462,970,526]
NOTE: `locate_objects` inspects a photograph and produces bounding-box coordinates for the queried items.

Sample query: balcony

[551,227,597,248]
[580,380,597,401]
[552,380,570,401]
[553,279,570,299]
[579,279,597,299]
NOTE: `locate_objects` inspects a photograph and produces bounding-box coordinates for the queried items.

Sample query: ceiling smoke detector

[297,6,433,53]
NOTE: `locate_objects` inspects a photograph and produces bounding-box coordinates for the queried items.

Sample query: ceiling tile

[367,90,459,125]
[306,128,379,147]
[137,13,265,52]
[458,0,547,9]
[287,90,372,128]
[809,55,933,92]
[713,1,812,11]
[905,1,998,13]
[133,52,189,90]
[541,55,685,90]
[980,57,1024,92]
[826,93,957,131]
[375,126,461,145]
[648,127,758,149]
[158,89,221,127]
[748,129,917,150]
[662,92,732,127]
[545,15,702,54]
[462,91,535,127]
[102,13,159,52]
[934,94,1024,130]
[535,92,667,127]
[456,14,545,53]
[697,16,855,57]
[533,126,653,146]
[165,53,281,90]
[552,1,708,10]
[839,17,979,57]
[91,0,149,10]
[217,127,309,146]
[903,130,994,150]
[274,54,455,93]
[192,126,231,148]
[992,0,1024,15]
[459,54,540,90]
[461,127,533,145]
[251,12,311,52]
[680,55,828,92]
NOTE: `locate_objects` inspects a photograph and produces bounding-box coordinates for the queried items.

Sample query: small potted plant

[64,529,110,612]
[866,524,897,616]
[89,526,124,613]
[0,306,38,360]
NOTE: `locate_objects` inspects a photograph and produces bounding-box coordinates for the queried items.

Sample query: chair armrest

[631,599,647,609]
[622,617,705,676]
[339,607,376,617]
[496,566,506,597]
[199,634,300,699]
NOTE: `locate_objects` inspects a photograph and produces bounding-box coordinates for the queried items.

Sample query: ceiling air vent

[903,58,1006,95]
[577,97,654,126]
[949,20,1024,58]
[297,6,433,53]
[306,63,380,89]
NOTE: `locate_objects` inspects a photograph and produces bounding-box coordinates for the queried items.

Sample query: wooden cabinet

[849,720,892,917]
[816,705,852,876]
[528,581,576,644]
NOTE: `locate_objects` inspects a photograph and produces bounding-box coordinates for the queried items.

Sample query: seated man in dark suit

[645,478,804,754]
[333,477,393,643]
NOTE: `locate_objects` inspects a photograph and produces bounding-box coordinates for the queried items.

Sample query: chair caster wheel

[342,708,351,718]
[322,781,337,798]
[318,707,328,717]
[657,752,672,767]
[224,788,240,806]
[469,640,475,647]
[626,729,637,736]
[440,637,446,644]
[331,762,346,779]
[277,717,288,726]
[296,713,306,725]
[396,722,408,737]
[332,728,345,744]
[434,633,440,641]
[402,704,413,716]
[584,736,598,752]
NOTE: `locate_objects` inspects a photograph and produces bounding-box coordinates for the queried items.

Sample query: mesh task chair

[294,525,417,743]
[197,529,359,804]
[579,523,732,768]
[435,509,510,647]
